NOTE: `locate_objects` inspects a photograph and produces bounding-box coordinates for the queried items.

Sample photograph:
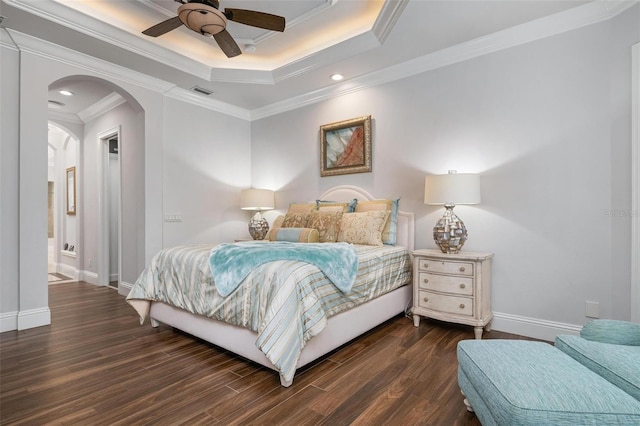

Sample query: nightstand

[412,249,494,339]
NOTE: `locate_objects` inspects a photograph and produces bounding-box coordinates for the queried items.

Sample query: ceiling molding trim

[248,0,337,46]
[164,87,251,120]
[251,0,638,120]
[209,68,275,85]
[273,30,381,83]
[77,92,126,123]
[7,29,175,94]
[136,0,176,19]
[9,29,249,119]
[48,110,83,125]
[5,0,213,80]
[0,29,19,51]
[372,0,409,44]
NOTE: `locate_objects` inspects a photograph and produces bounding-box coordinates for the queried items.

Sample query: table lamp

[424,170,480,254]
[240,188,275,240]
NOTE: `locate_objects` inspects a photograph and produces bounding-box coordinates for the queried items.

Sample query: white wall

[251,6,640,339]
[161,97,252,246]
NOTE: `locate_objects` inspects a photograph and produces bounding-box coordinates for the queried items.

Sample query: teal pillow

[581,320,640,346]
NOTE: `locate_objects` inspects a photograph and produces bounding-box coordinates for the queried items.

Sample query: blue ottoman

[457,340,640,425]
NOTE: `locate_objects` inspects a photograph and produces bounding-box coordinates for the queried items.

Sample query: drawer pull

[459,283,466,289]
[423,297,429,303]
[459,266,466,272]
[423,278,429,284]
[459,303,465,309]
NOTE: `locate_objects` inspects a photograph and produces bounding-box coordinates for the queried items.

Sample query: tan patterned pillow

[354,199,398,245]
[282,212,309,228]
[306,210,343,243]
[337,210,390,246]
[288,202,316,213]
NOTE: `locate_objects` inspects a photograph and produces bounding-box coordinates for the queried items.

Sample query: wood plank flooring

[1,282,534,425]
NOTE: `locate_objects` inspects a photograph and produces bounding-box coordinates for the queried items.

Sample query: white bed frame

[149,185,415,386]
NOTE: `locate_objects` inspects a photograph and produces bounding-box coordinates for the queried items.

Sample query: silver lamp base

[248,211,269,240]
[433,204,468,254]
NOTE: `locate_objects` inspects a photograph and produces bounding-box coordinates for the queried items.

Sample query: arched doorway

[48,75,146,297]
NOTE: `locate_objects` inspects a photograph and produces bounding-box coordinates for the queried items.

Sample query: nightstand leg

[485,320,492,332]
[413,314,420,327]
[474,326,483,340]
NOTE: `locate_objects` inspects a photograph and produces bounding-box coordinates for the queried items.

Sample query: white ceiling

[0,0,601,116]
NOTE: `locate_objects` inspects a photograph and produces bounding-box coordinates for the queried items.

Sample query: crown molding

[77,92,126,123]
[5,0,212,80]
[7,29,176,94]
[6,29,253,120]
[372,0,409,44]
[251,0,638,120]
[48,109,83,125]
[164,87,251,120]
[0,29,18,51]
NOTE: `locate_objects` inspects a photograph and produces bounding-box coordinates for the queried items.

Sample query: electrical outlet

[585,301,599,318]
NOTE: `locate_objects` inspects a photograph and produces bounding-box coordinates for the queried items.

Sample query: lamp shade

[240,188,275,211]
[424,171,481,205]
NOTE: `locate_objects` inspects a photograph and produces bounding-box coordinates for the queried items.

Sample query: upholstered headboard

[317,185,415,251]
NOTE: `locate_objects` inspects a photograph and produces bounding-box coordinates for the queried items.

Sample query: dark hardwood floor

[1,282,533,425]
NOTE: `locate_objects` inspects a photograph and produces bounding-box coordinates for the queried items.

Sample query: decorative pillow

[306,210,343,243]
[268,227,319,243]
[265,215,285,240]
[316,199,357,212]
[282,212,309,228]
[337,210,390,246]
[287,202,316,213]
[354,198,400,245]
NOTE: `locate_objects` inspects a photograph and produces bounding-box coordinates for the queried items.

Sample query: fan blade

[224,9,285,32]
[142,16,183,37]
[213,29,242,58]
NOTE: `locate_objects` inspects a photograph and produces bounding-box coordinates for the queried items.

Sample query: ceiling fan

[142,0,286,58]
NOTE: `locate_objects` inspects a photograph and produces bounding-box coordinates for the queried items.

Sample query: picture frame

[66,166,76,215]
[320,115,372,177]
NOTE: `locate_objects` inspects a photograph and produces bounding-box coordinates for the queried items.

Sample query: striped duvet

[126,243,412,383]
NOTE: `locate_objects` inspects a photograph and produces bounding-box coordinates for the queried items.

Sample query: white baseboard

[118,281,133,297]
[0,311,18,332]
[1,307,52,332]
[57,263,79,280]
[80,270,99,285]
[491,311,582,342]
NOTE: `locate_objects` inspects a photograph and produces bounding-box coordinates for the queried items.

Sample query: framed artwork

[320,115,372,177]
[66,166,76,215]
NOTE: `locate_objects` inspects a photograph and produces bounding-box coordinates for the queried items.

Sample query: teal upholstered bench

[457,340,640,425]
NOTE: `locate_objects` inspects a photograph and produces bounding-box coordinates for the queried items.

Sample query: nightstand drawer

[417,259,473,276]
[417,273,473,296]
[418,291,473,316]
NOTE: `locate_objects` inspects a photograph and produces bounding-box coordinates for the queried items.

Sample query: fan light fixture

[424,170,481,254]
[58,90,74,96]
[240,188,275,240]
[178,3,227,36]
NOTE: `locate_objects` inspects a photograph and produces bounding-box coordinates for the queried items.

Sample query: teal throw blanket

[209,241,358,297]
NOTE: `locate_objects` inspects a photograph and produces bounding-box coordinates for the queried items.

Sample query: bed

[127,185,415,387]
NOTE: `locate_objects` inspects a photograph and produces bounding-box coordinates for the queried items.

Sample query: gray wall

[251,7,640,336]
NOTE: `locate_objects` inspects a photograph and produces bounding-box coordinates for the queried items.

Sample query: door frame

[97,126,122,289]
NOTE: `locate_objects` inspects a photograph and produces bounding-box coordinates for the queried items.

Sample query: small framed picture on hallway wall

[320,115,372,177]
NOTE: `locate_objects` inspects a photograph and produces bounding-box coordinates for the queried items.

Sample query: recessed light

[58,90,74,96]
[330,74,344,81]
